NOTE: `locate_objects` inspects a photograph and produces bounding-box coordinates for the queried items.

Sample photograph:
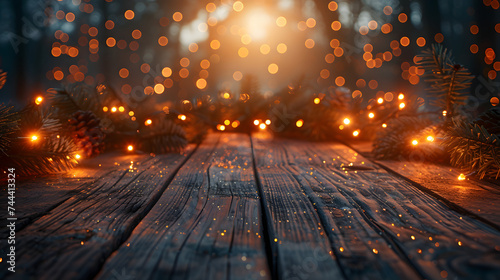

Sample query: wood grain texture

[377,160,500,228]
[259,135,500,280]
[0,147,194,280]
[251,134,345,280]
[0,152,148,238]
[97,133,270,280]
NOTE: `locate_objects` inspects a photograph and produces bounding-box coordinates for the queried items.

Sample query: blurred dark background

[0,0,498,109]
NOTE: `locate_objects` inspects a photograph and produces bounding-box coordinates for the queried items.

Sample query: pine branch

[47,83,101,116]
[444,119,500,179]
[417,44,474,121]
[0,105,19,155]
[140,119,187,154]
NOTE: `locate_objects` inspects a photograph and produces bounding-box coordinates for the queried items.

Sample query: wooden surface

[1,132,500,280]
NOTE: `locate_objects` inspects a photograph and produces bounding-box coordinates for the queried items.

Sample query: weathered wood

[251,134,345,280]
[96,133,270,280]
[0,152,148,238]
[376,160,500,228]
[0,147,194,280]
[264,136,500,280]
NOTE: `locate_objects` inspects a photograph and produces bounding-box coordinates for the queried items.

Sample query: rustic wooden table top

[1,132,499,280]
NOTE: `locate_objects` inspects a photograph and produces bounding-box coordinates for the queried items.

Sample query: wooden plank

[0,147,194,280]
[349,141,500,228]
[251,134,345,280]
[0,152,148,238]
[376,160,500,228]
[268,137,500,280]
[96,133,270,280]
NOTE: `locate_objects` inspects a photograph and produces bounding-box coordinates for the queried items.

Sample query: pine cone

[68,111,105,157]
[474,108,500,136]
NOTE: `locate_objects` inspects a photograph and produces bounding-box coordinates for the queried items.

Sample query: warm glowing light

[382,123,387,128]
[233,1,244,12]
[427,136,434,142]
[196,78,207,90]
[178,114,187,121]
[223,92,231,99]
[339,125,344,130]
[377,98,384,104]
[31,135,38,141]
[127,145,134,151]
[276,16,287,27]
[232,121,240,128]
[458,173,466,181]
[442,110,447,116]
[224,119,231,126]
[217,124,226,131]
[75,154,81,160]
[118,106,125,112]
[145,119,152,126]
[35,96,43,105]
[111,107,117,113]
[268,63,279,74]
[265,119,271,125]
[296,119,304,127]
[260,44,271,55]
[103,107,108,112]
[314,98,321,104]
[368,113,375,118]
[246,9,270,40]
[399,103,406,109]
[277,43,287,54]
[173,12,183,22]
[353,130,360,137]
[398,93,405,100]
[259,123,266,130]
[412,139,418,146]
[254,120,260,126]
[343,118,351,125]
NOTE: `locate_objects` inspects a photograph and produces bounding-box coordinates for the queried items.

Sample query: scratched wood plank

[267,136,500,280]
[376,160,500,228]
[251,134,345,280]
[0,147,194,280]
[97,133,270,280]
[0,152,149,238]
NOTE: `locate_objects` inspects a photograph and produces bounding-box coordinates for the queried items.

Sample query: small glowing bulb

[178,114,187,121]
[368,112,375,119]
[75,154,81,159]
[352,130,360,137]
[217,124,226,131]
[412,139,418,146]
[399,102,406,109]
[35,96,43,105]
[31,135,38,141]
[398,93,404,100]
[339,125,344,130]
[442,110,447,116]
[145,119,152,126]
[426,135,434,142]
[265,119,271,125]
[232,121,240,128]
[458,173,466,181]
[382,123,387,128]
[223,92,230,99]
[254,120,260,126]
[118,106,125,112]
[314,98,321,104]
[296,119,304,127]
[127,145,134,151]
[259,123,266,130]
[377,98,384,104]
[343,118,351,125]
[103,107,109,112]
[111,107,117,113]
[224,119,231,126]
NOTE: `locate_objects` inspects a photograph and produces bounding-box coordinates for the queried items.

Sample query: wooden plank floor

[1,132,500,280]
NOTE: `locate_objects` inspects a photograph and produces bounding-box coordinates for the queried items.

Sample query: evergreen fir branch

[444,120,500,179]
[372,116,434,159]
[0,105,19,155]
[1,135,78,177]
[47,83,101,116]
[417,44,474,120]
[0,70,6,90]
[140,119,187,154]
